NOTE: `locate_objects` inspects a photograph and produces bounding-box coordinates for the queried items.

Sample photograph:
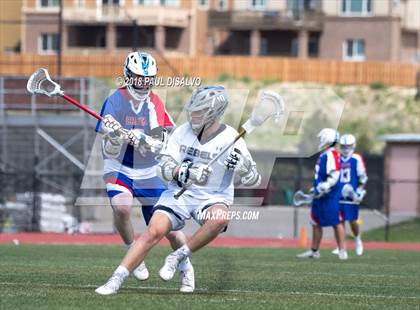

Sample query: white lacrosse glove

[177,160,212,187]
[126,129,164,156]
[224,148,250,175]
[224,148,261,186]
[355,187,366,203]
[101,115,128,143]
[315,182,330,196]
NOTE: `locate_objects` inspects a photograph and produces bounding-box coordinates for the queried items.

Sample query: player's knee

[112,204,131,219]
[145,227,164,244]
[209,217,229,232]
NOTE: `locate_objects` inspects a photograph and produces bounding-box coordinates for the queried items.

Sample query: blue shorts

[311,196,342,227]
[339,203,359,222]
[104,172,166,225]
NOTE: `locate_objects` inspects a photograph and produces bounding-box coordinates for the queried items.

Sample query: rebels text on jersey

[95,87,174,177]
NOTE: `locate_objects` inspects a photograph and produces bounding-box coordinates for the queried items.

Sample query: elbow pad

[326,170,340,187]
[240,164,261,187]
[156,155,178,182]
[102,135,123,158]
[359,173,368,186]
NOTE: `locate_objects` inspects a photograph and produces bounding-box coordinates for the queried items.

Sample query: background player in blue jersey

[96,52,194,291]
[297,128,348,260]
[333,134,367,256]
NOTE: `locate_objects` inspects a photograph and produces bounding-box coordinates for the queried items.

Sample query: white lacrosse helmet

[123,52,157,101]
[317,128,339,151]
[340,134,356,158]
[186,86,228,135]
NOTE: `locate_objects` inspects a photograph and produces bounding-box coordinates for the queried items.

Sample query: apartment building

[0,0,23,52]
[20,0,420,63]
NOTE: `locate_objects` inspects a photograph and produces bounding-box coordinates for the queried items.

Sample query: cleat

[179,264,195,293]
[331,248,339,255]
[296,250,320,259]
[95,273,125,295]
[159,251,184,281]
[338,249,348,260]
[133,261,149,281]
[355,240,364,256]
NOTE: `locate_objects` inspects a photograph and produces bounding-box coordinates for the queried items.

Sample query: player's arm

[224,139,261,187]
[156,128,211,186]
[355,154,368,202]
[157,155,212,186]
[96,99,128,158]
[315,152,340,196]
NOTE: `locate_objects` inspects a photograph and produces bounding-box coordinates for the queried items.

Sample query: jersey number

[340,167,351,183]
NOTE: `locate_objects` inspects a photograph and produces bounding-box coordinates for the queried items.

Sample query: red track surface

[1,233,419,251]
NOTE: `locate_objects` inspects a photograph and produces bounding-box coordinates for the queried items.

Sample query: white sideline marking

[0,282,419,300]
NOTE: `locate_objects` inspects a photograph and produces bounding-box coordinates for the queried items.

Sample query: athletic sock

[177,245,192,258]
[354,235,361,242]
[179,257,192,272]
[114,265,130,278]
[311,248,318,252]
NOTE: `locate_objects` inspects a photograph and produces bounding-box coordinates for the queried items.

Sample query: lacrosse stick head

[27,68,63,97]
[293,190,313,206]
[242,90,284,133]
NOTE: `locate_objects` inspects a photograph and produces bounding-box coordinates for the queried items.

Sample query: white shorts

[152,190,230,231]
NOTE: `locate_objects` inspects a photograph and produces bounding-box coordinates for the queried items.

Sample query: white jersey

[161,123,253,204]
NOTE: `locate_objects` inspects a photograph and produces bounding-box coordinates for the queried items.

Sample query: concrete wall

[319,16,400,62]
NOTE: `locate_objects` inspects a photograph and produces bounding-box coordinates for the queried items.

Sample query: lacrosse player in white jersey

[96,86,261,295]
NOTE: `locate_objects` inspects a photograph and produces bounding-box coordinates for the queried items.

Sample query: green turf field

[0,245,419,310]
[362,218,420,243]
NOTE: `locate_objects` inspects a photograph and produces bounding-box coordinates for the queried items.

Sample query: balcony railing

[209,10,324,31]
[62,6,189,27]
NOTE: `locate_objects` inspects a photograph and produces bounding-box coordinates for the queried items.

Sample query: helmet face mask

[339,134,356,158]
[186,86,228,136]
[124,52,157,101]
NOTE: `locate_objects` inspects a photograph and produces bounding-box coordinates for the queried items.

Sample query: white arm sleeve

[319,150,340,189]
[355,154,368,186]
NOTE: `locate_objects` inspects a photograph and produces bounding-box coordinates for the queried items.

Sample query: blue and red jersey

[95,87,174,170]
[313,147,341,199]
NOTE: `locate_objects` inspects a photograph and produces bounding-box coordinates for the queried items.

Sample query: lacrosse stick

[174,90,285,199]
[293,190,316,206]
[340,184,365,204]
[27,68,161,150]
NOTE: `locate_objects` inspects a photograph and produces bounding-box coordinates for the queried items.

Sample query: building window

[39,0,59,7]
[159,0,178,6]
[341,0,372,16]
[343,39,365,61]
[217,0,227,11]
[198,0,208,9]
[39,33,59,54]
[250,0,266,10]
[137,0,157,5]
[102,0,120,5]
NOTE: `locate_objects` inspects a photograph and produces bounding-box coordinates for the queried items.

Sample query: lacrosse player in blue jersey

[332,134,367,256]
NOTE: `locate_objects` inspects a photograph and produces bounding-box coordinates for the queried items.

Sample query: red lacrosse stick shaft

[62,94,104,121]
